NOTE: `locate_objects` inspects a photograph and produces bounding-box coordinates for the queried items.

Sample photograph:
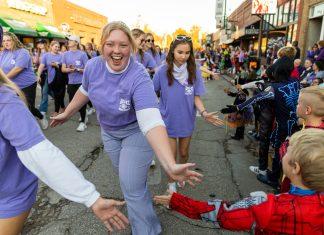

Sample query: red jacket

[170,192,324,234]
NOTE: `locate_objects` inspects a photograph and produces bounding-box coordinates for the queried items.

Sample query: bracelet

[200,110,207,117]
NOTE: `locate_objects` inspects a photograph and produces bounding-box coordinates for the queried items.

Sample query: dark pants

[235,126,245,138]
[88,101,93,108]
[21,82,44,120]
[49,82,66,113]
[258,105,274,171]
[67,84,86,122]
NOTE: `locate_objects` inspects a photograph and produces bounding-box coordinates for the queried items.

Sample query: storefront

[307,3,324,47]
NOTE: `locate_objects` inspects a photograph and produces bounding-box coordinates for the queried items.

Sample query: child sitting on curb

[154,128,324,234]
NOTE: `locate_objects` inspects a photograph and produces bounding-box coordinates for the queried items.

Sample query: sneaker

[150,159,156,168]
[86,108,95,116]
[249,166,267,176]
[168,182,177,193]
[40,116,48,130]
[76,122,87,132]
[79,116,88,124]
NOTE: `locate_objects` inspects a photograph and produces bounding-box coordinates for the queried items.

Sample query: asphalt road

[22,76,272,235]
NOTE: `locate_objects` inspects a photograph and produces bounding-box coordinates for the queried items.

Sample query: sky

[68,0,244,35]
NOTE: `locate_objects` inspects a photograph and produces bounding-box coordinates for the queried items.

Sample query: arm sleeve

[152,70,161,92]
[237,86,274,111]
[17,139,100,208]
[132,71,159,111]
[136,108,165,135]
[80,63,90,96]
[40,53,47,67]
[15,49,31,69]
[194,66,206,96]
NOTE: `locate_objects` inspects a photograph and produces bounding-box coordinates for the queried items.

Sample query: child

[155,128,324,234]
[280,86,324,192]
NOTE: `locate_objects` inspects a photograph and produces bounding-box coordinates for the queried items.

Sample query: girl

[37,41,65,117]
[51,21,203,235]
[153,35,223,192]
[61,35,89,132]
[145,33,162,66]
[0,32,47,129]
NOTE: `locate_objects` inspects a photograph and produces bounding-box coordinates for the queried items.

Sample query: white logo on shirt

[10,59,15,65]
[185,86,194,95]
[75,60,81,66]
[118,98,131,111]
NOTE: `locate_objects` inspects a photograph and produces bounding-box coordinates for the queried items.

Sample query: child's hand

[154,190,173,207]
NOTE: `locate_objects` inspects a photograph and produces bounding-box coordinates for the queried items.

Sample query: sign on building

[251,0,277,15]
[7,0,47,15]
[215,0,224,28]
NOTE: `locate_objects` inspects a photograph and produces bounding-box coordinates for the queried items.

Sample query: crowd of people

[0,21,323,235]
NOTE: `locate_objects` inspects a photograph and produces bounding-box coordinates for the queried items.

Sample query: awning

[0,17,38,37]
[36,23,65,39]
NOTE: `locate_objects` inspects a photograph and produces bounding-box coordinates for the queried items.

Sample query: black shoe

[257,173,279,189]
[231,135,243,140]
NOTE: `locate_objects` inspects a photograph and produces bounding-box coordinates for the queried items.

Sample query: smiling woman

[50,21,203,235]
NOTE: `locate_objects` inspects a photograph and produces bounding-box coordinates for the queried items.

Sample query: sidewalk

[23,78,272,235]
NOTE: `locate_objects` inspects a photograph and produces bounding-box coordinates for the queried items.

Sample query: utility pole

[257,14,264,60]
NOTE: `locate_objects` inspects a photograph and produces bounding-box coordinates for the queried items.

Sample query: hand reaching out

[202,111,224,126]
[168,163,203,187]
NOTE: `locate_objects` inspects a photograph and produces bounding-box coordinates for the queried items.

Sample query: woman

[85,42,98,59]
[51,21,202,235]
[145,33,162,66]
[131,28,156,75]
[37,41,66,117]
[0,67,128,234]
[153,35,223,192]
[61,35,89,132]
[0,32,48,129]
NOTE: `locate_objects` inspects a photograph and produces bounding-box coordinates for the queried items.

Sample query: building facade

[52,0,107,45]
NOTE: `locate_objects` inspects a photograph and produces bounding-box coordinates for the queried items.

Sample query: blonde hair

[289,128,324,192]
[3,32,25,51]
[100,21,136,55]
[0,69,26,104]
[277,46,296,59]
[300,86,324,117]
[318,40,324,48]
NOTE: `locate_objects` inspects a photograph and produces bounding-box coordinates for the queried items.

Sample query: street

[22,76,272,235]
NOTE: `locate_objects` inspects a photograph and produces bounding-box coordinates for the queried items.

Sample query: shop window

[274,8,278,26]
[283,2,290,24]
[289,0,296,22]
[278,5,283,26]
[294,0,300,21]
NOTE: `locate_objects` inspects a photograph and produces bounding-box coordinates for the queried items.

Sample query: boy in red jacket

[155,128,324,234]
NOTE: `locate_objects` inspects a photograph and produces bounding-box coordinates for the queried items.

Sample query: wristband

[200,110,207,117]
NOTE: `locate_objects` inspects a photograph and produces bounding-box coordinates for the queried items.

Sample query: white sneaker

[40,116,48,130]
[76,122,87,132]
[168,182,177,193]
[86,108,95,115]
[79,116,88,124]
[249,166,267,176]
[150,159,156,168]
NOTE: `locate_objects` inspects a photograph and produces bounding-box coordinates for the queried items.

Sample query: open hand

[50,112,69,127]
[91,197,129,232]
[202,111,224,126]
[154,190,173,207]
[168,163,203,187]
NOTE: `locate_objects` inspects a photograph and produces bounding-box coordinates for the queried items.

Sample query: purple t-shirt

[41,52,62,84]
[0,48,36,89]
[0,86,45,218]
[134,52,156,69]
[82,56,159,132]
[153,64,206,137]
[147,50,162,66]
[62,50,88,84]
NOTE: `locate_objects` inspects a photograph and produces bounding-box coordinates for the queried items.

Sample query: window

[289,0,296,22]
[295,0,300,21]
[274,7,278,26]
[283,2,290,24]
[278,5,283,26]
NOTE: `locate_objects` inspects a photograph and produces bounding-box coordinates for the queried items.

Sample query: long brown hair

[131,28,145,63]
[146,32,156,56]
[166,38,196,86]
[0,69,26,104]
[3,32,25,51]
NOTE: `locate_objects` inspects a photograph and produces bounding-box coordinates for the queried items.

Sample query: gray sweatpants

[101,122,161,235]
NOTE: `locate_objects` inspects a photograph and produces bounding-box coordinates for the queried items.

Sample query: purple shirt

[147,50,162,66]
[41,52,62,84]
[82,56,159,132]
[0,48,36,89]
[134,52,156,69]
[153,64,206,137]
[0,86,45,218]
[62,50,88,84]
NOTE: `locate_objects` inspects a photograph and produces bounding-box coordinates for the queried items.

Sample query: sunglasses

[175,35,192,42]
[146,39,154,43]
[140,39,146,43]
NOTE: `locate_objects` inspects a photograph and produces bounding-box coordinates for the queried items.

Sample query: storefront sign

[252,0,277,15]
[38,31,49,37]
[7,0,47,16]
[309,3,324,18]
[245,25,259,35]
[215,0,224,28]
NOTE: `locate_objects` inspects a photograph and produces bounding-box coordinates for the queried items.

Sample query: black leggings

[21,82,44,120]
[49,82,66,113]
[67,84,86,122]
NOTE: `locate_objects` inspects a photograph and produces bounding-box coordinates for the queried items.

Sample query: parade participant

[0,67,129,234]
[37,41,65,117]
[61,35,89,132]
[0,32,48,129]
[153,35,223,192]
[221,50,300,188]
[85,42,98,59]
[51,21,203,235]
[145,32,162,66]
[131,28,156,74]
[280,86,324,192]
[156,45,166,62]
[155,128,324,235]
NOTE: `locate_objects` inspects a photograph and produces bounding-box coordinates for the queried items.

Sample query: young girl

[145,33,162,66]
[153,35,223,192]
